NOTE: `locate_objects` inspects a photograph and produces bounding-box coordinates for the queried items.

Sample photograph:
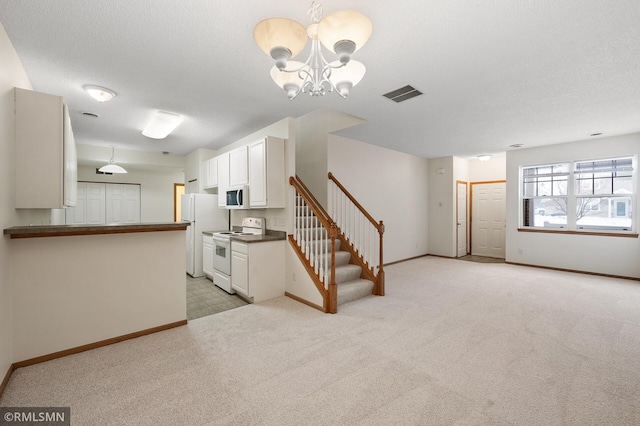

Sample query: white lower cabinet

[202,234,214,278]
[231,240,285,303]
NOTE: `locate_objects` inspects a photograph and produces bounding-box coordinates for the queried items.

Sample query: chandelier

[253,2,372,100]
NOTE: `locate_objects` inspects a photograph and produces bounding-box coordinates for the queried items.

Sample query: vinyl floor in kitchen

[186,275,248,320]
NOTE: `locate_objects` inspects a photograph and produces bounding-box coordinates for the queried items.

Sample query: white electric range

[211,217,265,294]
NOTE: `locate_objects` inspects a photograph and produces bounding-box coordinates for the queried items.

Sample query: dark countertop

[202,229,286,243]
[4,222,188,239]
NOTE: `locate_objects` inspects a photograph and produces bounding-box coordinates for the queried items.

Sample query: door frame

[456,180,468,257]
[174,183,185,222]
[469,180,506,257]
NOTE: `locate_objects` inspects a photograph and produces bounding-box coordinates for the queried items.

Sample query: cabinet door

[202,158,218,189]
[208,158,218,187]
[106,184,141,224]
[248,139,267,208]
[231,250,249,296]
[15,88,65,208]
[217,153,230,207]
[65,182,86,224]
[229,145,248,186]
[123,184,141,223]
[203,242,214,277]
[62,104,77,207]
[85,183,106,224]
[201,160,211,188]
[65,182,106,225]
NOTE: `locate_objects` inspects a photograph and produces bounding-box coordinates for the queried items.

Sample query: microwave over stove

[225,185,248,209]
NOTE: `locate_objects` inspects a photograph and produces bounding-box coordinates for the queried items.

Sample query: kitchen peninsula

[4,222,188,366]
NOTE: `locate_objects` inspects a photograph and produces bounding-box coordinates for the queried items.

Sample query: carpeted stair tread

[317,251,351,267]
[335,264,362,284]
[337,278,375,306]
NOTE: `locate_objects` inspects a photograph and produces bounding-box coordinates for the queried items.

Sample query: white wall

[506,133,640,278]
[327,135,430,263]
[469,155,506,182]
[78,165,184,222]
[184,148,216,193]
[0,22,32,383]
[428,157,455,257]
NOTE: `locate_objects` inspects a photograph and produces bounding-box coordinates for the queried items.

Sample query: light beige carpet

[2,257,639,425]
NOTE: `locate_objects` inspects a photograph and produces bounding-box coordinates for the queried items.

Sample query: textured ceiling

[1,0,639,162]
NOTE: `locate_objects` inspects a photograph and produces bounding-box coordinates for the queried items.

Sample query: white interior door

[471,182,506,258]
[457,182,468,257]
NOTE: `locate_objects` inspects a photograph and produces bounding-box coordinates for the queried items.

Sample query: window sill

[518,228,638,238]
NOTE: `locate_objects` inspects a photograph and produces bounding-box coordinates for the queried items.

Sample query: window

[520,156,636,233]
[522,163,569,228]
[574,158,633,231]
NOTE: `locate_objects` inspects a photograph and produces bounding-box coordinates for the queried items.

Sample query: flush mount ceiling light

[83,85,116,102]
[99,146,127,174]
[254,1,372,100]
[477,155,492,161]
[142,111,183,139]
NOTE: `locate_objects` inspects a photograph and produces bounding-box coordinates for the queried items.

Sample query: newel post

[327,222,338,314]
[376,221,385,296]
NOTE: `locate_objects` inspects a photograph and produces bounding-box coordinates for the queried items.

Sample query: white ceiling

[1,0,639,162]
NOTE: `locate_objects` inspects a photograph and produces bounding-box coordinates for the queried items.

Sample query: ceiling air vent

[383,85,423,103]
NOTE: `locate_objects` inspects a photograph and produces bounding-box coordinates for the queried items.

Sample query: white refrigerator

[181,193,229,277]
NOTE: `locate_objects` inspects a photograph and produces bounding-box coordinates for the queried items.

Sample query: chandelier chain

[308,1,323,24]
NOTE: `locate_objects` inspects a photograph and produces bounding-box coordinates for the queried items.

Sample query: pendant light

[99,146,127,174]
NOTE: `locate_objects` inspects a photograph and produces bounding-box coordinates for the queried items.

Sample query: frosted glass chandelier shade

[328,60,366,97]
[254,18,308,59]
[316,11,372,53]
[328,60,366,87]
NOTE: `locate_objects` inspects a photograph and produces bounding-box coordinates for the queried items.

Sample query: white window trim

[519,156,637,234]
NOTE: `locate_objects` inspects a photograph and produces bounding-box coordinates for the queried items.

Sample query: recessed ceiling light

[82,112,99,118]
[590,133,603,137]
[477,155,491,161]
[83,85,116,102]
[509,143,524,148]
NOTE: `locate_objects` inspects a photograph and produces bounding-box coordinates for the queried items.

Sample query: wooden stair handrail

[294,174,331,223]
[328,172,384,233]
[328,172,385,296]
[289,175,338,313]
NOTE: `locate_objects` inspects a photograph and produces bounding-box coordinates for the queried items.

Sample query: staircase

[300,208,375,306]
[289,174,384,313]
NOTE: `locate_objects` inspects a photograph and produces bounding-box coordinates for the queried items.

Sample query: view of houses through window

[521,156,635,232]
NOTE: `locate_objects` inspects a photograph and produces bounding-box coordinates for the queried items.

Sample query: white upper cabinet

[217,152,230,207]
[202,157,218,189]
[229,145,248,186]
[248,137,285,208]
[15,88,77,208]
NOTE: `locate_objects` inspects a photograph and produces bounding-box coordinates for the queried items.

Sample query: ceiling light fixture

[142,111,183,139]
[98,146,127,174]
[478,155,492,161]
[254,1,372,100]
[83,85,116,102]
